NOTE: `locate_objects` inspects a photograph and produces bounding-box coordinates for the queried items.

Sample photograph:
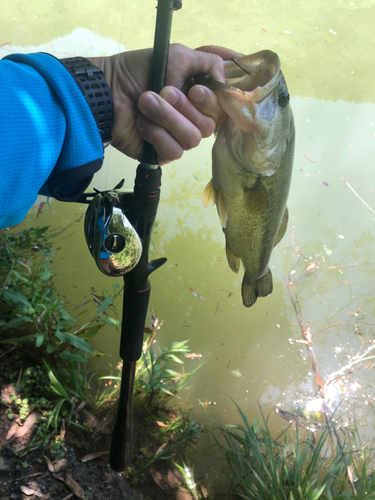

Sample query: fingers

[137,90,200,165]
[160,86,217,138]
[137,86,221,165]
[195,45,244,62]
[166,43,226,88]
[188,85,225,126]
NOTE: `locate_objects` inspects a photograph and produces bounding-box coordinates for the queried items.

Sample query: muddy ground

[0,345,212,500]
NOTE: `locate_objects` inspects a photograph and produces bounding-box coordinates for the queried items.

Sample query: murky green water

[3,0,375,463]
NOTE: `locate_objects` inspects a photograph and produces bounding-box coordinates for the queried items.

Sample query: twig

[61,493,74,500]
[325,345,375,385]
[346,181,375,215]
[0,346,17,359]
[12,472,45,482]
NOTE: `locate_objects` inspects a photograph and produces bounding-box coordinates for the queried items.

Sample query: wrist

[59,56,114,148]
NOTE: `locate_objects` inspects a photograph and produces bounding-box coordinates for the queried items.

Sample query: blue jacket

[0,53,104,229]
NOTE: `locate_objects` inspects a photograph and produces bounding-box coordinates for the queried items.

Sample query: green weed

[0,226,122,355]
[213,401,375,499]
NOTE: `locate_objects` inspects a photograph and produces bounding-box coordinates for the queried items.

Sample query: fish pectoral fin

[202,179,217,207]
[226,243,241,273]
[273,207,289,247]
[243,178,269,214]
[217,190,228,228]
[242,268,273,308]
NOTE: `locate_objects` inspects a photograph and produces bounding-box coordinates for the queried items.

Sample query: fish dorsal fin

[226,243,241,273]
[274,207,288,247]
[243,178,269,214]
[217,190,228,228]
[202,179,217,207]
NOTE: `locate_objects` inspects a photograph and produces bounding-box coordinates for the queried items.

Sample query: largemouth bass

[195,49,295,308]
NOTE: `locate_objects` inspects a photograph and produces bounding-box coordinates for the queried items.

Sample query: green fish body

[198,50,295,307]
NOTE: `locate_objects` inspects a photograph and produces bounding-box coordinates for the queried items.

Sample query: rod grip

[109,361,136,472]
[120,286,151,362]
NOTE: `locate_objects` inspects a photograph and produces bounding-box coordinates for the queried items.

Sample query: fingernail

[163,87,179,106]
[190,87,207,104]
[139,94,158,114]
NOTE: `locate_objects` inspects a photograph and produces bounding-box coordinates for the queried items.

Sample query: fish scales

[196,49,295,308]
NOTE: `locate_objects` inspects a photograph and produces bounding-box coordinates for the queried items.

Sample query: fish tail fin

[256,268,273,298]
[242,268,273,308]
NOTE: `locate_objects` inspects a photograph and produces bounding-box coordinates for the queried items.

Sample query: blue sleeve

[0,53,104,229]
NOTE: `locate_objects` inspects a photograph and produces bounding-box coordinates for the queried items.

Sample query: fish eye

[278,92,290,108]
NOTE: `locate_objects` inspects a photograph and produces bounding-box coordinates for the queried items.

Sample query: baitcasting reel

[83,181,142,277]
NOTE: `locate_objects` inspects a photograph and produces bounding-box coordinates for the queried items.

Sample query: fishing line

[103,0,125,192]
[103,144,111,192]
[118,0,126,54]
[231,58,251,75]
[259,0,266,46]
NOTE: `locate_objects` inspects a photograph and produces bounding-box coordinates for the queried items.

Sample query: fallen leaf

[199,483,209,499]
[20,482,43,497]
[53,458,68,472]
[6,421,19,440]
[1,385,17,406]
[81,451,109,463]
[60,418,66,440]
[151,463,193,500]
[80,408,99,428]
[154,442,167,457]
[44,455,55,472]
[151,467,168,492]
[65,473,85,500]
[156,421,168,428]
[14,412,40,438]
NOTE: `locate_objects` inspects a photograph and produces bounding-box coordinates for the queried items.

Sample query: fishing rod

[78,0,182,472]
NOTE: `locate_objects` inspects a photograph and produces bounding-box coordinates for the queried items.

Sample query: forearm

[0,53,103,229]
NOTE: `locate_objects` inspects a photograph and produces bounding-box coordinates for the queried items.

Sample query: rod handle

[109,361,136,472]
[120,286,151,362]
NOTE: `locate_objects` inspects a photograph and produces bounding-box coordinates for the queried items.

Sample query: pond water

[2,0,375,467]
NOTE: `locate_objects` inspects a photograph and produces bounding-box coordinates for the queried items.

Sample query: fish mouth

[222,50,280,104]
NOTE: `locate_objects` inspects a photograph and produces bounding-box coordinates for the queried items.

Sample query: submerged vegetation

[1,225,375,499]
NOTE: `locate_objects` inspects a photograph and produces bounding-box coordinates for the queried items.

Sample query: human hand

[89,44,227,165]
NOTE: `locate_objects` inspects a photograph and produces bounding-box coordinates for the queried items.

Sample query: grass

[213,400,375,499]
[0,225,206,481]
